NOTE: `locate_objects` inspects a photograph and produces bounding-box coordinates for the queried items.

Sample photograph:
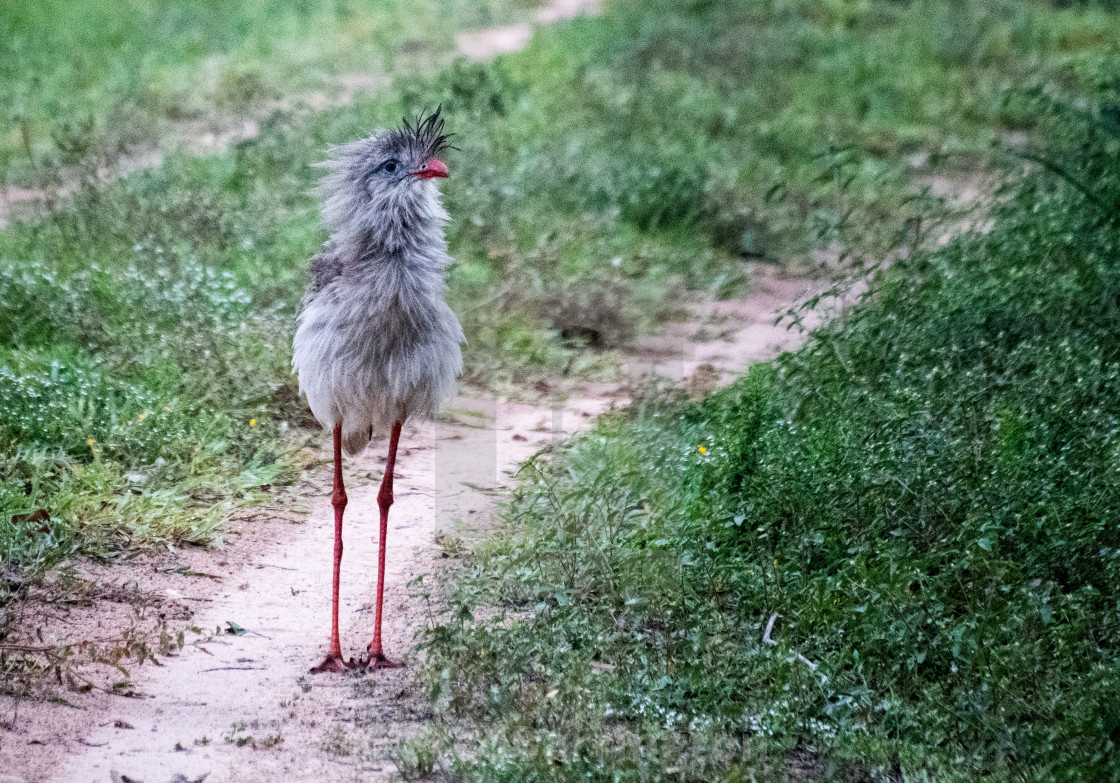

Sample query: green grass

[0,0,542,175]
[2,0,1118,683]
[0,205,298,567]
[413,84,1120,781]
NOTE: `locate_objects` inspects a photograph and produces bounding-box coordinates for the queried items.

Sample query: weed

[435,531,467,559]
[257,733,284,749]
[223,721,252,747]
[320,723,354,757]
[393,733,440,780]
[1,614,184,701]
[415,86,1120,782]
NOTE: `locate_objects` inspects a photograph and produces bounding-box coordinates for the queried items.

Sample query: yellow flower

[249,419,257,427]
[138,413,147,421]
[697,445,707,454]
[87,438,95,446]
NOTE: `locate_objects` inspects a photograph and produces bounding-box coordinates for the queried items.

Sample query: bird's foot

[365,647,404,670]
[310,653,359,674]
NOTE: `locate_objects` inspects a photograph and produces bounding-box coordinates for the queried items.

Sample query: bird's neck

[346,186,450,265]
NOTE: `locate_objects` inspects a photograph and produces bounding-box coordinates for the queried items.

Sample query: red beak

[412,158,449,180]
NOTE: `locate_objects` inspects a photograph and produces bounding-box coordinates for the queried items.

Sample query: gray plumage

[293,109,464,455]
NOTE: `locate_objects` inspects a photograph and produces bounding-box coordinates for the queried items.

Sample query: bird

[292,107,463,672]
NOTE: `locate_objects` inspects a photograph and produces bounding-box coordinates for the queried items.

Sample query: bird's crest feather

[387,105,454,161]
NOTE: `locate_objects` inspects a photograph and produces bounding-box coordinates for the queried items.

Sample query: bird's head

[364,107,452,191]
[318,106,453,251]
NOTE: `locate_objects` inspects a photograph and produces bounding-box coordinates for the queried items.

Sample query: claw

[365,649,405,670]
[310,653,359,674]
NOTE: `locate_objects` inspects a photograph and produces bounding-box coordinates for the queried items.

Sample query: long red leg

[367,420,404,669]
[311,424,357,673]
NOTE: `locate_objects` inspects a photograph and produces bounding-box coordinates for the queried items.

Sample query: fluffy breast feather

[293,264,463,454]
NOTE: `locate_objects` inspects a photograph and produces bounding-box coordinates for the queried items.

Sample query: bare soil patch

[456,0,600,59]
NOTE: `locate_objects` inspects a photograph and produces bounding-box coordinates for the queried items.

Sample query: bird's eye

[382,160,398,174]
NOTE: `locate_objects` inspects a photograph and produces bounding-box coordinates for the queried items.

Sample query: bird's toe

[310,653,359,674]
[364,650,405,670]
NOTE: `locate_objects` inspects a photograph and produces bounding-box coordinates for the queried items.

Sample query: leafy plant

[415,85,1120,781]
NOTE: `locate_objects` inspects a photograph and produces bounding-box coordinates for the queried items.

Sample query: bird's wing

[308,241,344,293]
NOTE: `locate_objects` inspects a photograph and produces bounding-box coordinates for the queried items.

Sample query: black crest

[385,105,454,160]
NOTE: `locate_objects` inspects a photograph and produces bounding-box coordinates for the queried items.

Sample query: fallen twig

[761,613,824,679]
[0,643,57,654]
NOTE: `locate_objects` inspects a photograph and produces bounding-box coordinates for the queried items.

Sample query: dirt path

[456,0,600,58]
[0,264,818,783]
[0,0,600,230]
[4,400,604,782]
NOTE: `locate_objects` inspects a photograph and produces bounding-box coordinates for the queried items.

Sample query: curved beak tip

[415,158,449,180]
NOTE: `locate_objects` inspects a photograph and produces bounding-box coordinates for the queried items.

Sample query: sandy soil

[0,263,819,783]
